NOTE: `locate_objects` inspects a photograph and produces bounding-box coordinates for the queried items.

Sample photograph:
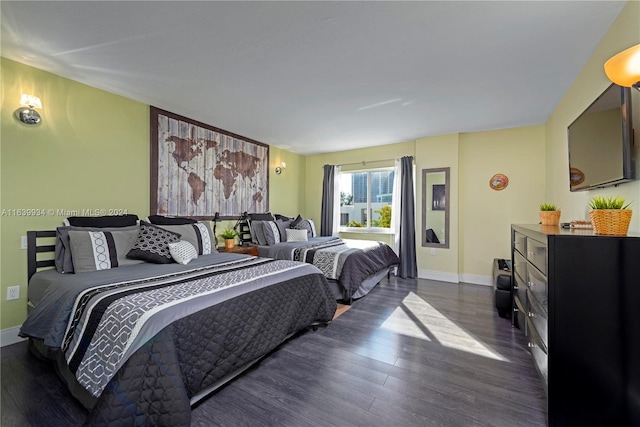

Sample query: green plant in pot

[588,196,633,235]
[219,228,238,249]
[539,203,561,226]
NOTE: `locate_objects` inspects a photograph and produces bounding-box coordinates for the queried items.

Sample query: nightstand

[217,245,259,256]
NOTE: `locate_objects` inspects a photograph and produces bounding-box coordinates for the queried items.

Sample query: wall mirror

[422,167,450,248]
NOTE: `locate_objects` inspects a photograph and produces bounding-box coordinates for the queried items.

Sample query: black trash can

[493,258,512,318]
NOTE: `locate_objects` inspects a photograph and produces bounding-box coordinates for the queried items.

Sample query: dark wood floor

[1,276,547,426]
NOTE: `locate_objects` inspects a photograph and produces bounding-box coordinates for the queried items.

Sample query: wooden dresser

[511,224,640,426]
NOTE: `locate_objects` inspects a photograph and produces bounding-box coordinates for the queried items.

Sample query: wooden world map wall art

[150,107,269,220]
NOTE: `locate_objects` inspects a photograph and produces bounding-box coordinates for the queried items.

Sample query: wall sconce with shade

[15,94,43,125]
[275,162,286,174]
[604,44,640,91]
[212,212,221,237]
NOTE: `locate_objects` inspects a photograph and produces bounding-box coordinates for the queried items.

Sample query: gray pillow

[156,222,215,255]
[68,228,143,273]
[275,219,289,242]
[56,225,140,273]
[262,221,281,245]
[249,220,267,245]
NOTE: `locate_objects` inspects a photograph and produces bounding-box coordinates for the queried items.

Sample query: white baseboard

[418,269,459,283]
[418,270,493,287]
[459,273,493,287]
[1,326,27,347]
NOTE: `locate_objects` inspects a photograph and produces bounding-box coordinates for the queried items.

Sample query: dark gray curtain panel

[320,164,335,236]
[398,156,417,278]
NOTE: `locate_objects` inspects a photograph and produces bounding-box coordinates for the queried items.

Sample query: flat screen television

[567,83,636,191]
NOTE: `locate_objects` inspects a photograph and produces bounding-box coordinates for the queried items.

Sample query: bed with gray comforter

[257,237,400,301]
[21,252,336,426]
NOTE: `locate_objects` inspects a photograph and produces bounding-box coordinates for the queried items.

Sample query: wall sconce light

[604,44,640,91]
[212,212,221,237]
[275,162,286,175]
[15,94,43,125]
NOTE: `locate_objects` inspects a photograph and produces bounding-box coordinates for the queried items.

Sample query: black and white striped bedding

[259,237,400,299]
[21,253,337,425]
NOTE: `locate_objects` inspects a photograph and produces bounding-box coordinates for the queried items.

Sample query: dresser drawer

[526,237,547,275]
[527,264,548,308]
[513,293,526,331]
[513,251,527,283]
[526,317,548,389]
[514,231,526,256]
[527,289,548,349]
[512,271,526,307]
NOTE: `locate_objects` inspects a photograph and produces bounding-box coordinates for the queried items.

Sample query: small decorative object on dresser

[588,196,632,235]
[218,228,239,249]
[539,203,561,225]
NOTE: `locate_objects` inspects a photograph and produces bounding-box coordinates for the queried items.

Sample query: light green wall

[269,146,305,217]
[546,0,640,229]
[0,58,304,330]
[1,58,150,329]
[459,126,546,278]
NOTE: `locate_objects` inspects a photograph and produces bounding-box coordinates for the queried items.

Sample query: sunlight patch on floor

[380,292,509,362]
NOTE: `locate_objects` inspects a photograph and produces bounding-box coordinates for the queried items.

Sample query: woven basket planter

[589,209,632,235]
[539,210,561,226]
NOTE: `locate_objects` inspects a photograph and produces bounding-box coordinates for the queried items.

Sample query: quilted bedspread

[283,238,400,299]
[21,255,336,426]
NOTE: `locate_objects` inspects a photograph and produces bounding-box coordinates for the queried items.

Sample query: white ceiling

[1,1,626,155]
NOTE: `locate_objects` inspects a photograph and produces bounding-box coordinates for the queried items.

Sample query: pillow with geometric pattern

[126,221,181,264]
[168,240,198,265]
[285,228,308,242]
[291,217,316,238]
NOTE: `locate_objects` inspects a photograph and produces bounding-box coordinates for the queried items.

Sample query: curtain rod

[326,158,397,168]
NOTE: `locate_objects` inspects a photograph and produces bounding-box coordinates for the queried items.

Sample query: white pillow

[286,228,308,242]
[168,240,198,265]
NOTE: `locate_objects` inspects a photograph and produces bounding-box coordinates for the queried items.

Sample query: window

[340,168,394,231]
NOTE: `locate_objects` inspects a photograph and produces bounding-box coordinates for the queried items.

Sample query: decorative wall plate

[569,167,585,186]
[489,173,509,191]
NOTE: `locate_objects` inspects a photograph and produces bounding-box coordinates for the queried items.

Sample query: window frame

[339,167,395,233]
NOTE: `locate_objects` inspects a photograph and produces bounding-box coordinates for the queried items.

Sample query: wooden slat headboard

[27,230,56,281]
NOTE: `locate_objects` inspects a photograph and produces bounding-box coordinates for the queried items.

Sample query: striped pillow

[68,228,143,273]
[156,222,215,255]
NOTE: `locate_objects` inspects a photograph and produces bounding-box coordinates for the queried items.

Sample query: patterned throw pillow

[168,241,198,265]
[67,228,143,273]
[127,221,181,264]
[262,221,281,245]
[292,218,316,238]
[286,228,308,242]
[156,222,215,255]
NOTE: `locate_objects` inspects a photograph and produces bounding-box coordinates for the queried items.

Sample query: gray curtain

[320,164,335,236]
[398,156,417,278]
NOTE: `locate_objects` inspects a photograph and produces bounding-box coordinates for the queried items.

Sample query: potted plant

[588,196,633,235]
[219,228,238,249]
[539,203,561,226]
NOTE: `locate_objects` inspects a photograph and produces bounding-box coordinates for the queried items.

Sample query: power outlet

[430,248,436,256]
[7,286,20,301]
[21,235,28,250]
